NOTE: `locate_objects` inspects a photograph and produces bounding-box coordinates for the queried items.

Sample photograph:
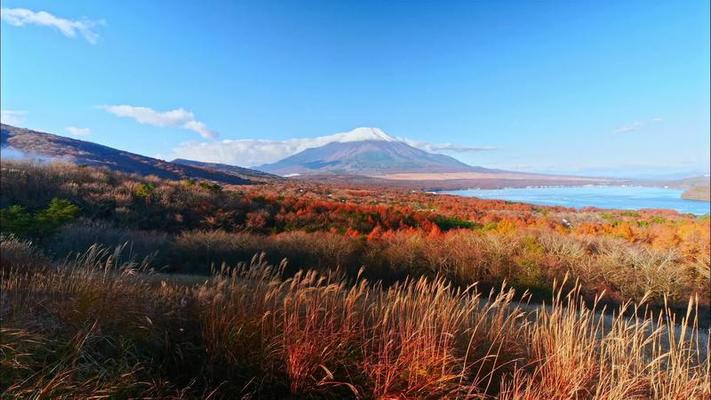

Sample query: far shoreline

[436,185,711,216]
[434,182,710,203]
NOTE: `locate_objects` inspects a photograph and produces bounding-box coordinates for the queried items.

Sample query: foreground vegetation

[1,238,709,399]
[1,161,709,397]
[1,161,708,312]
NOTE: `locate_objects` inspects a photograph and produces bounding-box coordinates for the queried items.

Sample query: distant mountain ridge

[0,124,276,185]
[172,158,279,180]
[258,127,494,176]
[668,176,711,202]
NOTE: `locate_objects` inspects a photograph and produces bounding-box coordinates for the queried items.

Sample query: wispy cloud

[170,128,495,167]
[400,139,497,153]
[65,126,91,137]
[172,139,317,166]
[0,8,103,44]
[0,109,27,126]
[613,117,663,134]
[101,105,218,139]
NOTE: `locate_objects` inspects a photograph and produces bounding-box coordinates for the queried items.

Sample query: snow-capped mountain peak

[330,127,397,143]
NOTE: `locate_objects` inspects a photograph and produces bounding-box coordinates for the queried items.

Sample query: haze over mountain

[258,127,494,176]
[0,124,277,185]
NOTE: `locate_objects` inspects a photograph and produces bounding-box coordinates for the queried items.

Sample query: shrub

[0,198,79,240]
[432,214,481,231]
[0,206,33,237]
[0,235,49,273]
[36,198,80,232]
[133,182,157,199]
[172,230,362,275]
[47,222,171,267]
[198,181,223,193]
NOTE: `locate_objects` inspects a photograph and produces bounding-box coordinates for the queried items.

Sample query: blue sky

[1,0,709,177]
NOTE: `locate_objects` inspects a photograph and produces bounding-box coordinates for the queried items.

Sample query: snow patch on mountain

[329,127,397,143]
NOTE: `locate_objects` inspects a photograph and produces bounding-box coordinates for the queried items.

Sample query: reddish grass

[1,241,708,399]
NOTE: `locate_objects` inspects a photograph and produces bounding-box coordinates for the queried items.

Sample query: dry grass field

[1,240,709,399]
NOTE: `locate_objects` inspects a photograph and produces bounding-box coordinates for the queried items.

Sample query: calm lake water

[442,186,710,215]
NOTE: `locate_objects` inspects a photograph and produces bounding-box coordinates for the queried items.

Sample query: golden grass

[1,242,709,399]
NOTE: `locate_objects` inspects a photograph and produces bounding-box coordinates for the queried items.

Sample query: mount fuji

[257,127,492,176]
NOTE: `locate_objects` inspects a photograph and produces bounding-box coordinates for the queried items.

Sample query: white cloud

[101,105,218,139]
[0,109,26,125]
[182,120,215,140]
[400,138,497,153]
[613,117,663,134]
[1,8,102,44]
[613,121,644,134]
[170,127,496,167]
[65,126,91,137]
[172,138,322,166]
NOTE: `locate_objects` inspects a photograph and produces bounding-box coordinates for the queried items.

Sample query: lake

[441,185,711,215]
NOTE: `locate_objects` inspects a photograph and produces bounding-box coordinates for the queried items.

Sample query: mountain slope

[173,158,280,181]
[258,128,492,176]
[0,124,275,185]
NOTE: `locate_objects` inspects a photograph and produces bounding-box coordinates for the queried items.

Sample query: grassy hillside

[1,124,278,184]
